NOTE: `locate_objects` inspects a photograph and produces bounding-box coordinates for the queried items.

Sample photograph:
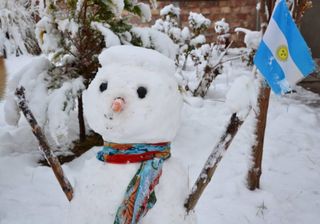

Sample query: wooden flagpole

[246,0,277,190]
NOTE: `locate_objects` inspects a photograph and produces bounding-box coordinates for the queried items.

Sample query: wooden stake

[247,85,270,190]
[246,0,272,190]
[15,86,74,201]
[185,112,248,212]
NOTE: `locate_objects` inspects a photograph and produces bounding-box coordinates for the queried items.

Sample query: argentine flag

[254,0,315,94]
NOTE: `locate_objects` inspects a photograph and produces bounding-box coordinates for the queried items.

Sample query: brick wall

[148,0,258,46]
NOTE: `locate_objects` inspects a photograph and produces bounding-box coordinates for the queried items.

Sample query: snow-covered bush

[153,4,238,97]
[153,4,212,69]
[4,56,86,151]
[152,4,182,44]
[0,0,40,58]
[214,18,231,51]
[188,12,211,36]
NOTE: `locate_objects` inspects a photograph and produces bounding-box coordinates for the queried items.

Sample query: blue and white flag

[254,0,315,94]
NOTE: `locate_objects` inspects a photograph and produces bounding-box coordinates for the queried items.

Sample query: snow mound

[226,75,257,119]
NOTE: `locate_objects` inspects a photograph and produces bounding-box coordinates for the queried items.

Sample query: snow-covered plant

[152,4,182,44]
[153,4,212,68]
[188,12,211,36]
[214,18,231,52]
[0,0,40,58]
[183,12,211,58]
[152,4,238,98]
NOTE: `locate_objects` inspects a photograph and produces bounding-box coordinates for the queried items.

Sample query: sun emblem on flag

[276,45,289,61]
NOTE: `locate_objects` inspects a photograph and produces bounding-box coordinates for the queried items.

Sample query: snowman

[69,46,195,224]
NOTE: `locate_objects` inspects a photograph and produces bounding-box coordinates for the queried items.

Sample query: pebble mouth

[104,113,114,120]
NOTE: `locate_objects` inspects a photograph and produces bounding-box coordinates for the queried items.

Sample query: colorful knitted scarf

[97,142,171,224]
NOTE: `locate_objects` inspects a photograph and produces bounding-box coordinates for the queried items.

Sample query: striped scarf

[97,142,171,224]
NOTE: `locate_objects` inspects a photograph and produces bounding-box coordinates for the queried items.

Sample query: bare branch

[15,86,74,201]
[185,111,250,212]
[193,41,234,97]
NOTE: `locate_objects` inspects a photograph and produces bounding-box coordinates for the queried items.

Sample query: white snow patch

[131,27,178,59]
[160,4,180,17]
[234,27,262,50]
[188,12,211,29]
[91,22,121,48]
[137,3,152,22]
[215,18,230,34]
[226,75,257,119]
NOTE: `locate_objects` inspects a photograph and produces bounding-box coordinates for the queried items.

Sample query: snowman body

[69,46,195,224]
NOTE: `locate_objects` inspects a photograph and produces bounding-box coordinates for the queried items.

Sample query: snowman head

[83,46,182,144]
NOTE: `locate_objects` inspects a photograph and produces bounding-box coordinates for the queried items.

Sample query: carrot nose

[112,97,125,113]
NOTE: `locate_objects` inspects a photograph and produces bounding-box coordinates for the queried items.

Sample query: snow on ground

[0,55,320,224]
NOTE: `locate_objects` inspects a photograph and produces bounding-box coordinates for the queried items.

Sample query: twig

[220,54,246,64]
[185,111,250,212]
[15,86,74,201]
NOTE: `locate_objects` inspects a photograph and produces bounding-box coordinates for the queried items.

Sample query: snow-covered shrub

[153,4,212,69]
[4,56,85,151]
[152,4,182,44]
[188,12,211,36]
[35,0,175,82]
[0,0,40,58]
[214,18,231,51]
[153,4,248,98]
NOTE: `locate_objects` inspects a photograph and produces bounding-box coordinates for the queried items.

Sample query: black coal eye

[99,82,108,92]
[137,86,147,99]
